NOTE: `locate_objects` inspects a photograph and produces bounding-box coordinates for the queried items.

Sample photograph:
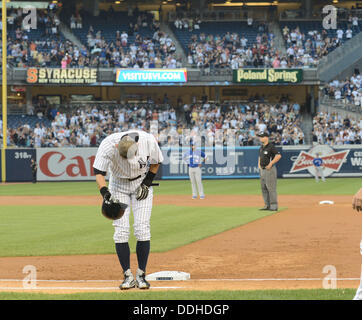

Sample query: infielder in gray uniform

[183,143,206,199]
[257,132,281,212]
[313,153,325,182]
[93,130,163,290]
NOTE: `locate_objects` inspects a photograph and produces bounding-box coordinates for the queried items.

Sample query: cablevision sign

[116,69,188,83]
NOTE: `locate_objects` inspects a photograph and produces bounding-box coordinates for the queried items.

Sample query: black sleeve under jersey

[93,167,106,176]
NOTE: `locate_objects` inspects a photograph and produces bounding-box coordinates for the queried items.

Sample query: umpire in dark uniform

[257,132,281,211]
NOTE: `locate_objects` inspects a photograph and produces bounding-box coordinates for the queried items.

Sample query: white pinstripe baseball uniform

[93,130,163,243]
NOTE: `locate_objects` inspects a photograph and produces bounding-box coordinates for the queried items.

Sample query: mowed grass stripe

[0,289,355,300]
[0,178,360,196]
[0,205,269,257]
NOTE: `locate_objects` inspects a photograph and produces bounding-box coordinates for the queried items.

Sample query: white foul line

[0,286,182,290]
[0,278,360,282]
[193,278,361,281]
[0,279,121,283]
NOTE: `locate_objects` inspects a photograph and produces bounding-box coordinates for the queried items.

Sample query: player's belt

[128,175,141,181]
[127,175,160,187]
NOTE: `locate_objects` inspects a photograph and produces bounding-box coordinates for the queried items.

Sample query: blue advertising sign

[160,145,362,179]
[116,69,187,83]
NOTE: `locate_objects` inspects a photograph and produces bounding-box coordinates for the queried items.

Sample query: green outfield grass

[0,289,356,300]
[0,205,270,257]
[0,178,358,257]
[0,178,360,196]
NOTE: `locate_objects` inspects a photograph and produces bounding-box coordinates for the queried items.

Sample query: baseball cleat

[119,269,136,290]
[135,268,150,289]
[259,207,270,211]
[269,208,278,212]
[192,196,197,199]
[200,196,205,200]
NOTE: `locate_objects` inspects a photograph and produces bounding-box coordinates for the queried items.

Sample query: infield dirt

[0,194,361,293]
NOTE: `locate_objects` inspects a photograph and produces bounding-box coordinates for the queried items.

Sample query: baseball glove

[102,196,128,220]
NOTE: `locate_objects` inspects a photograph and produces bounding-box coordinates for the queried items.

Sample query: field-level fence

[1,145,361,182]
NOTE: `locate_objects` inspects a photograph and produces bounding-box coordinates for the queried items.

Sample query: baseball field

[0,177,361,300]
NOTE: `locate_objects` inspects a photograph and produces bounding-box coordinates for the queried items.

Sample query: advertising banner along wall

[36,147,161,181]
[233,68,303,83]
[2,145,357,182]
[26,68,98,84]
[279,145,362,178]
[36,148,97,181]
[116,69,188,83]
[161,147,261,179]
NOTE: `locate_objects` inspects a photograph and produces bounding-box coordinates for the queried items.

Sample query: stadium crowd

[3,104,177,148]
[4,5,65,68]
[312,111,362,145]
[84,29,181,69]
[4,6,181,69]
[3,5,360,69]
[80,9,182,69]
[2,99,307,148]
[283,27,342,68]
[322,73,362,107]
[180,100,305,146]
[4,101,362,148]
[185,22,284,70]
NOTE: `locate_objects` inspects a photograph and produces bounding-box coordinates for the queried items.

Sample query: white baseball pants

[188,166,204,197]
[315,167,325,182]
[109,177,153,243]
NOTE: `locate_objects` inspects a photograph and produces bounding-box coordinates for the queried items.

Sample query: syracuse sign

[26,68,98,84]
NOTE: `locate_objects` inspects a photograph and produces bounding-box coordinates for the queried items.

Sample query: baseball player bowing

[93,130,163,290]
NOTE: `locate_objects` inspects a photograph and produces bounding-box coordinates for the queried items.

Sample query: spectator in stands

[70,14,76,29]
[247,16,253,27]
[346,27,353,39]
[76,14,83,29]
[352,14,359,32]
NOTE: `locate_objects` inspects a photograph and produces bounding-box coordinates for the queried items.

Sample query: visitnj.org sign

[26,68,98,84]
[233,68,303,83]
[116,69,187,83]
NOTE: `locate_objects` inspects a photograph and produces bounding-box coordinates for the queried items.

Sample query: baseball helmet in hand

[101,197,128,220]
